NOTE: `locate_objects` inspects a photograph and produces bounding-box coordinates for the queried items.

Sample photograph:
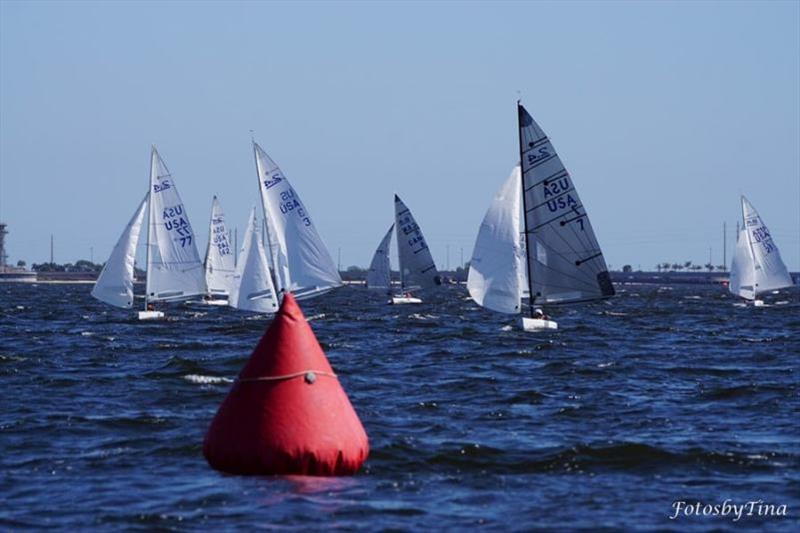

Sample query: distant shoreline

[3,271,799,286]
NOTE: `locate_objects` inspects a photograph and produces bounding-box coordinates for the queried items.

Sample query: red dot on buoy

[203,293,369,476]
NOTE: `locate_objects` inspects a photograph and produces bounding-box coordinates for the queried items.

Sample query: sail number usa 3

[277,189,311,227]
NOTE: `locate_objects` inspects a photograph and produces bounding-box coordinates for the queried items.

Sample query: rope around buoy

[237,370,337,384]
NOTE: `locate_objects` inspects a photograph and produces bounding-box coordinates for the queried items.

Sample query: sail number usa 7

[162,204,193,248]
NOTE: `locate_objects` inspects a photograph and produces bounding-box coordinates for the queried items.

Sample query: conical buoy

[203,293,369,476]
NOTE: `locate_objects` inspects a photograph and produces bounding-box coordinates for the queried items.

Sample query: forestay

[229,208,279,313]
[204,196,236,296]
[367,224,394,291]
[146,147,207,302]
[253,142,341,299]
[394,195,440,291]
[91,196,147,308]
[730,196,793,299]
[467,166,525,314]
[518,104,614,306]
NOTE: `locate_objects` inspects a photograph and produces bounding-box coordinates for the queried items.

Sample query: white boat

[252,141,342,301]
[729,196,794,305]
[367,196,440,305]
[92,147,207,320]
[227,207,279,313]
[467,103,614,331]
[202,196,236,305]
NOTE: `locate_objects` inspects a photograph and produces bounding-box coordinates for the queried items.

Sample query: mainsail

[91,195,147,308]
[467,166,525,314]
[518,103,614,307]
[729,196,793,299]
[229,208,279,313]
[204,196,236,296]
[367,224,394,291]
[145,147,207,302]
[394,194,440,290]
[252,142,342,299]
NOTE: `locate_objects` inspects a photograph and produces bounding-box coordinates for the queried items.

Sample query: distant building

[0,223,36,281]
[0,222,8,267]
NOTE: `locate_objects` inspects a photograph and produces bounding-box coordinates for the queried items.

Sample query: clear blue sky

[1,0,798,271]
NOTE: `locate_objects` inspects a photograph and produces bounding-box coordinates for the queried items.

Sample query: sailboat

[202,196,236,305]
[228,207,279,313]
[252,141,342,300]
[370,195,440,305]
[467,103,614,331]
[92,147,207,320]
[729,196,794,306]
[366,224,394,294]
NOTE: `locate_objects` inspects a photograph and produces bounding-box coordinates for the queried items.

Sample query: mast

[202,196,215,281]
[144,146,156,309]
[252,140,282,294]
[517,102,536,318]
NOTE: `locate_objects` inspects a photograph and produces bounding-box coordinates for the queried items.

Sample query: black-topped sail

[518,103,614,306]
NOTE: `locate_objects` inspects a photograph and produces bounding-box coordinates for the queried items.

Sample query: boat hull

[520,317,558,331]
[138,310,166,321]
[389,296,422,305]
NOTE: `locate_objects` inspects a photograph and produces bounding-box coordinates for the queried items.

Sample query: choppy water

[1,282,798,530]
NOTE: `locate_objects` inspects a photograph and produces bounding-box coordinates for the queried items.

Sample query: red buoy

[203,293,369,476]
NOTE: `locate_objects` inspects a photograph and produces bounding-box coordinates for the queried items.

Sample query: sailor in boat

[147,302,156,312]
[532,308,550,321]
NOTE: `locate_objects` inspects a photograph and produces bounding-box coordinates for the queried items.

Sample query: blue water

[1,283,798,530]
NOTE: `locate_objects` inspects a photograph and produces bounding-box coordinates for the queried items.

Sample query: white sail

[730,196,794,299]
[253,142,342,299]
[394,194,440,290]
[229,208,279,313]
[91,196,147,308]
[367,224,394,291]
[729,228,756,299]
[467,166,525,314]
[203,196,236,296]
[145,147,207,302]
[518,104,614,306]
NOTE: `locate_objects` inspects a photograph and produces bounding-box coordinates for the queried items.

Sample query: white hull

[520,316,558,331]
[390,296,423,305]
[204,299,229,306]
[753,299,765,307]
[138,310,165,321]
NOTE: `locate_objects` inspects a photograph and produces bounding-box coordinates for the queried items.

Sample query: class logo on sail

[263,172,284,190]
